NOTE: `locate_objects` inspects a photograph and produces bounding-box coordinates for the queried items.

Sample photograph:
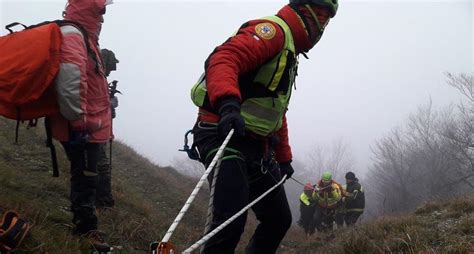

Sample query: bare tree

[446,73,474,102]
[367,73,474,216]
[440,73,474,189]
[305,138,355,183]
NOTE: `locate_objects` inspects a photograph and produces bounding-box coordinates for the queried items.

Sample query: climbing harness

[183,175,288,253]
[152,128,294,253]
[150,129,235,254]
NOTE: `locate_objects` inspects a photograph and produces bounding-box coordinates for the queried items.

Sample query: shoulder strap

[53,20,101,74]
[44,117,59,177]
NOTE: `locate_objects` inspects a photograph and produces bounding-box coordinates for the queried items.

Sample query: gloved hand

[217,97,245,138]
[69,130,89,146]
[279,161,294,180]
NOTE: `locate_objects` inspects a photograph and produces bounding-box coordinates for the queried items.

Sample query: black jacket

[345,179,365,211]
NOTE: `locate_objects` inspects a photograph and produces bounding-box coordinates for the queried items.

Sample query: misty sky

[1,0,472,175]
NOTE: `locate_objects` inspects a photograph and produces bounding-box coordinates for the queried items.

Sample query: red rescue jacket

[198,5,314,163]
[49,0,112,143]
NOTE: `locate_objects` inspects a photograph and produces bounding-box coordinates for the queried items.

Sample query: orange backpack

[0,22,62,120]
[0,21,91,177]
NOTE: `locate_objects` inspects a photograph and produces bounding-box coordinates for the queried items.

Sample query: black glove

[217,97,245,138]
[69,131,89,146]
[279,161,294,180]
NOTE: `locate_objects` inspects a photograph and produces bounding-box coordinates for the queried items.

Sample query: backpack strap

[14,108,20,144]
[52,20,102,75]
[44,117,59,177]
[8,20,102,75]
[4,22,27,34]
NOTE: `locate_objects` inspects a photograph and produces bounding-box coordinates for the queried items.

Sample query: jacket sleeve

[54,25,88,131]
[274,114,293,163]
[205,21,285,107]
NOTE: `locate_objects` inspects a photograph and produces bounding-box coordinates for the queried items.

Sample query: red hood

[277,5,312,54]
[63,0,107,42]
[277,4,331,54]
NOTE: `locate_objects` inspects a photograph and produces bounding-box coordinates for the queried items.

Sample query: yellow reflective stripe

[346,208,364,212]
[268,50,288,91]
[241,99,281,122]
[300,193,311,206]
[262,16,295,52]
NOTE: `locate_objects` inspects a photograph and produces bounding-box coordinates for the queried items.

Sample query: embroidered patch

[255,23,276,40]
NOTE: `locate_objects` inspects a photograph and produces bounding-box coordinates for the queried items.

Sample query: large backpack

[0,22,61,120]
[0,20,92,177]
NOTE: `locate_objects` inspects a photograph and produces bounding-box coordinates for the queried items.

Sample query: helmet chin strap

[289,3,313,41]
[304,4,330,45]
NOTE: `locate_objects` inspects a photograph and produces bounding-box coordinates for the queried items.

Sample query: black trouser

[298,202,316,235]
[313,206,335,232]
[193,122,292,254]
[96,143,114,208]
[344,211,362,226]
[334,211,345,228]
[62,142,101,234]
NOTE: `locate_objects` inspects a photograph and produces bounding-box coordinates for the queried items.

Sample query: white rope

[204,158,221,233]
[183,174,288,254]
[160,129,234,243]
[200,156,222,253]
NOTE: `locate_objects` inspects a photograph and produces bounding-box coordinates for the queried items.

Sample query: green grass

[1,117,473,253]
[0,117,207,253]
[280,196,474,254]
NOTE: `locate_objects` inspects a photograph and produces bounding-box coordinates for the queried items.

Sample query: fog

[1,0,472,175]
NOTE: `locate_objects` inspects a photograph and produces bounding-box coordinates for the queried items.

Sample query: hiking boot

[85,230,110,252]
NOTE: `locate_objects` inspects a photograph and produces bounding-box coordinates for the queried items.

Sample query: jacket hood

[277,5,312,53]
[63,0,108,42]
[277,4,331,53]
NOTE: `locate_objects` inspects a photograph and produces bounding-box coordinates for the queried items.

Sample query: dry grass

[1,117,473,253]
[0,117,207,253]
[280,196,474,254]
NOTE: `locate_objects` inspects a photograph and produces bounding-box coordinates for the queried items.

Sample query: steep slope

[280,196,474,254]
[1,117,472,253]
[0,117,207,253]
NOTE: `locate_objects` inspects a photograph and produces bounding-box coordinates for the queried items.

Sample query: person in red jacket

[49,0,113,251]
[190,0,338,253]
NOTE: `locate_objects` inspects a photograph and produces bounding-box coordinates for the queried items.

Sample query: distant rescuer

[49,0,114,251]
[298,182,317,236]
[190,0,338,253]
[343,171,365,226]
[96,48,120,210]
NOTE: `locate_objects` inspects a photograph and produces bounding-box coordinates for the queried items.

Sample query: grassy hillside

[1,117,473,253]
[279,196,474,254]
[0,117,207,253]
